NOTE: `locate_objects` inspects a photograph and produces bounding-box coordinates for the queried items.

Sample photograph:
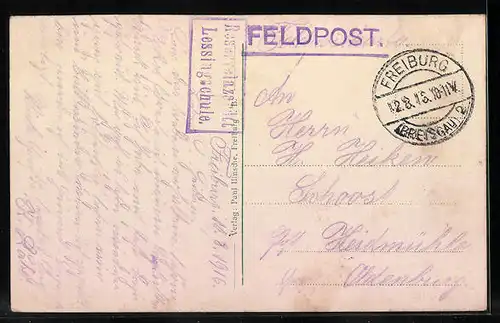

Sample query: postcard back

[10,15,487,312]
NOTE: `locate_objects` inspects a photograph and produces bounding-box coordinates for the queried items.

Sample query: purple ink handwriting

[12,16,245,310]
[260,226,306,260]
[254,75,295,108]
[268,109,349,141]
[209,217,231,287]
[344,263,465,301]
[322,221,471,253]
[335,137,438,166]
[267,108,349,165]
[14,228,39,285]
[289,171,399,205]
[277,267,298,295]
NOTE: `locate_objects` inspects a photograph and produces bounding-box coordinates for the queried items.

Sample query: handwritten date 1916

[210,216,230,287]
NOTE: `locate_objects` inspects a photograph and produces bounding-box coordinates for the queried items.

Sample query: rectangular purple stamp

[186,17,246,134]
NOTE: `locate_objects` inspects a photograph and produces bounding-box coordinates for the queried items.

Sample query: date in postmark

[372,49,474,145]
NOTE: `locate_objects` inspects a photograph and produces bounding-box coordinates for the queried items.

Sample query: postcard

[10,14,487,312]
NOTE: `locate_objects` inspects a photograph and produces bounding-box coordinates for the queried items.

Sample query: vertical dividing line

[233,243,236,290]
[241,43,246,285]
[186,17,193,133]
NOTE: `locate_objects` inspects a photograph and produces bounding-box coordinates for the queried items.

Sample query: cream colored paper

[10,15,487,312]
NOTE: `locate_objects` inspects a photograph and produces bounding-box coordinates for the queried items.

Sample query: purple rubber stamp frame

[186,16,247,134]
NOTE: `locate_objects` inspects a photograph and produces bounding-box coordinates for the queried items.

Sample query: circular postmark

[372,49,474,145]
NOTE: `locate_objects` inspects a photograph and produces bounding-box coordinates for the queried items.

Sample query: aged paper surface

[10,15,487,312]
